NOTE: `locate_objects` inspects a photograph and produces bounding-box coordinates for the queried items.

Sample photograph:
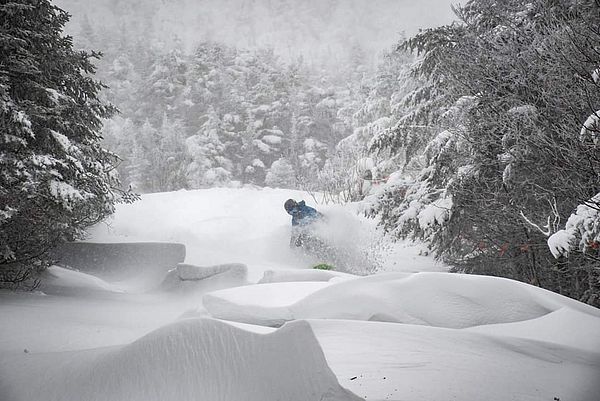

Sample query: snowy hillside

[87,187,441,282]
[1,188,599,401]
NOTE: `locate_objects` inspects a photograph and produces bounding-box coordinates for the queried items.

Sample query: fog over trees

[49,0,455,193]
[56,0,456,66]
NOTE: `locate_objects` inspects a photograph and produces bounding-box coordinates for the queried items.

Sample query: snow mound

[258,268,356,283]
[292,272,557,328]
[465,306,600,352]
[204,272,600,329]
[176,263,247,280]
[159,263,247,293]
[37,266,124,295]
[204,281,331,326]
[2,318,360,401]
[309,319,600,401]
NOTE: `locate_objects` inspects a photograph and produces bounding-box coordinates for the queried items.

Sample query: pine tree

[0,0,122,285]
[371,0,600,305]
[265,158,296,188]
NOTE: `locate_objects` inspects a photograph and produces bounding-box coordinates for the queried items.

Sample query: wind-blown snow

[466,306,600,352]
[38,265,125,295]
[309,319,600,401]
[87,187,431,281]
[204,281,331,326]
[202,271,600,400]
[159,263,248,294]
[1,319,359,401]
[87,188,325,282]
[258,268,356,283]
[204,272,600,329]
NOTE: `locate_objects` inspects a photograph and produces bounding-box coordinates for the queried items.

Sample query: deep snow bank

[37,265,125,295]
[198,269,600,401]
[159,262,248,294]
[465,306,600,352]
[204,281,331,326]
[1,318,360,401]
[204,272,600,330]
[258,268,356,283]
[309,319,600,401]
[292,272,600,328]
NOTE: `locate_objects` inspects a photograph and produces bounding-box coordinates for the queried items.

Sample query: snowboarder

[284,199,323,247]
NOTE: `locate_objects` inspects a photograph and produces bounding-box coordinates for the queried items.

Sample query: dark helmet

[284,199,297,212]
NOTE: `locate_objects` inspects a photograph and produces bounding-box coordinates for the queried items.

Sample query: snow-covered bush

[304,145,378,205]
[265,158,296,188]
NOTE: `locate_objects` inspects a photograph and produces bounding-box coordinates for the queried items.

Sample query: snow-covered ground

[1,187,599,401]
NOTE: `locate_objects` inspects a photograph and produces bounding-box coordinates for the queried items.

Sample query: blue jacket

[287,201,320,226]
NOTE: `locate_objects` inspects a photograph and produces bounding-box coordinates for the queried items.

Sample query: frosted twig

[519,211,551,237]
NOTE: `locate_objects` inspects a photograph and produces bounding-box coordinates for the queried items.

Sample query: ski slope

[1,187,599,401]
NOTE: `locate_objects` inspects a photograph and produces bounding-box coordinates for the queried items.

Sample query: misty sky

[56,0,457,66]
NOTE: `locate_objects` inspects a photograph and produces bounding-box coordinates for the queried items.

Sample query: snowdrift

[292,272,600,328]
[159,262,248,294]
[309,319,600,401]
[202,271,600,400]
[205,272,600,331]
[204,281,332,326]
[258,268,356,283]
[1,318,359,401]
[37,265,125,296]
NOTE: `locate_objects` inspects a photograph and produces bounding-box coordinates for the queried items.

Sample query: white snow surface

[204,281,332,326]
[1,318,358,401]
[310,319,600,401]
[159,263,248,294]
[38,265,125,295]
[204,271,600,331]
[1,187,599,401]
[258,268,356,283]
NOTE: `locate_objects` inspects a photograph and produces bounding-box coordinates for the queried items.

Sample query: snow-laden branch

[548,193,600,258]
[520,211,552,237]
[580,110,600,144]
[519,198,560,238]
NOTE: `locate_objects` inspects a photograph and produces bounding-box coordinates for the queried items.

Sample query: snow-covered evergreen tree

[371,0,600,305]
[265,158,296,188]
[0,1,123,285]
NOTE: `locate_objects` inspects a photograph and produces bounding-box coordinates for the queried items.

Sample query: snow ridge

[3,318,359,401]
